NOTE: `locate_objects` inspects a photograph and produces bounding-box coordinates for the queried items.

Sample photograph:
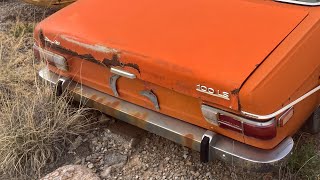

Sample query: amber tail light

[33,44,68,71]
[202,105,276,140]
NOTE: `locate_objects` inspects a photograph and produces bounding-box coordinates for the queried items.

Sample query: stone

[40,165,100,180]
[100,162,125,178]
[68,136,83,152]
[88,163,94,169]
[104,152,127,167]
[129,138,139,148]
[98,114,111,123]
[100,166,112,178]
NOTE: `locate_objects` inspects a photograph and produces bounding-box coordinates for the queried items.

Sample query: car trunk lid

[37,0,308,111]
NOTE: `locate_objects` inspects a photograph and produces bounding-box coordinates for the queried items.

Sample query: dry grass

[286,133,320,179]
[0,86,95,179]
[0,4,96,179]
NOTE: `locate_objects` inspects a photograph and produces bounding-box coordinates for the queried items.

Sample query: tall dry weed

[0,5,96,178]
[0,85,96,178]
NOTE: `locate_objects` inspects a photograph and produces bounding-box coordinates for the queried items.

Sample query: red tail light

[33,44,68,71]
[202,105,276,140]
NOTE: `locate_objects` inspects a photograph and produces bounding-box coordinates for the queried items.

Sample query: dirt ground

[0,0,319,179]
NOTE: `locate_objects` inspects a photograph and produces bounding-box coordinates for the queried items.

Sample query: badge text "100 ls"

[196,84,230,100]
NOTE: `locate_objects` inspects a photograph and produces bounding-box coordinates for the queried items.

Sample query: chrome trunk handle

[110,67,136,79]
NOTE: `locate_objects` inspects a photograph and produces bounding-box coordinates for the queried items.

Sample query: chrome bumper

[39,68,293,171]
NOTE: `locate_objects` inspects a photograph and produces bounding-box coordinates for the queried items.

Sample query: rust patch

[102,54,140,73]
[132,112,148,129]
[96,98,104,103]
[48,41,103,66]
[184,134,194,149]
[90,94,98,100]
[38,32,140,72]
[133,112,148,120]
[231,88,240,95]
[107,101,120,108]
[39,29,46,47]
[133,112,142,119]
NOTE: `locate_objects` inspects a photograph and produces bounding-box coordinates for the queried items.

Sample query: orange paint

[34,0,319,150]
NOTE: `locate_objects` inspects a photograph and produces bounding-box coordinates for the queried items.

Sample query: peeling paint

[45,36,61,45]
[102,55,140,73]
[39,29,46,47]
[231,88,240,95]
[39,32,140,72]
[61,35,117,54]
[49,42,103,66]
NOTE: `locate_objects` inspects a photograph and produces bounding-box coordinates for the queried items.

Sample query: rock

[101,162,125,178]
[100,166,112,178]
[129,138,139,148]
[40,165,100,180]
[98,114,111,124]
[88,163,94,169]
[68,136,83,152]
[74,157,81,165]
[182,154,188,159]
[104,152,127,167]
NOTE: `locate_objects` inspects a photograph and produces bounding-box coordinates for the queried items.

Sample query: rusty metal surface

[38,68,294,168]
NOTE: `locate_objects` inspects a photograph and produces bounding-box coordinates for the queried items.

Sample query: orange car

[34,0,320,170]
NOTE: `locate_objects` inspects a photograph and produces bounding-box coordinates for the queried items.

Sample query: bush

[0,86,95,179]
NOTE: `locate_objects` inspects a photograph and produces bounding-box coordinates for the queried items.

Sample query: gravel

[68,117,266,180]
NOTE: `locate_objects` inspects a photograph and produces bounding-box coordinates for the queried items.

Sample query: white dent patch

[44,36,60,45]
[60,35,117,54]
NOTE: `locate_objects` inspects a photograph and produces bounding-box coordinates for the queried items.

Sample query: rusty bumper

[39,68,293,171]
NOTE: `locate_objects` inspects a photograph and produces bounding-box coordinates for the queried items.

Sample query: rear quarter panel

[240,8,320,140]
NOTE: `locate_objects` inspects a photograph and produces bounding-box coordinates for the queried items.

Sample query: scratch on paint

[231,88,240,95]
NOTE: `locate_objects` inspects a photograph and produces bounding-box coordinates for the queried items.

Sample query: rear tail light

[201,105,276,140]
[33,44,68,71]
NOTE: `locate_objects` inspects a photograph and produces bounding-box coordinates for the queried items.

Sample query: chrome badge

[196,84,230,100]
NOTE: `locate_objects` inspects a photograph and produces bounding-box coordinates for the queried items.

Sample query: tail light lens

[33,44,68,71]
[202,105,276,140]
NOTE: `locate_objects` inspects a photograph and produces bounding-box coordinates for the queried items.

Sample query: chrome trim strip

[275,0,320,6]
[110,67,136,79]
[110,74,120,97]
[241,85,320,120]
[201,105,275,126]
[140,90,160,111]
[38,68,293,168]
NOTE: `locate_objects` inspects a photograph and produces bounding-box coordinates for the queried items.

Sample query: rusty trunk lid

[36,0,308,111]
